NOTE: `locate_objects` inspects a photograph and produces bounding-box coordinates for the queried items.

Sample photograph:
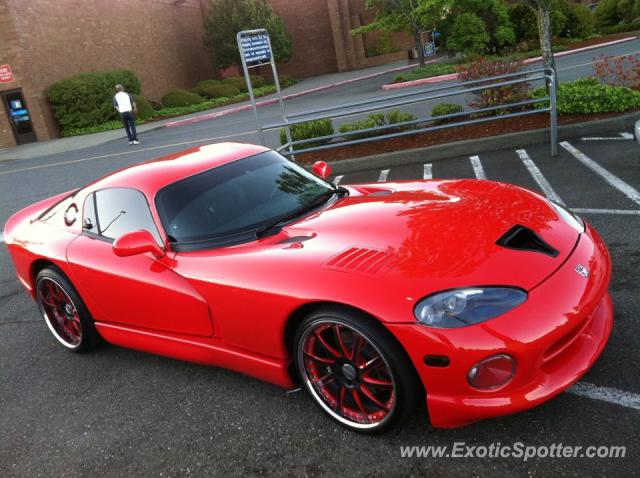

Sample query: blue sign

[423,42,436,57]
[10,108,28,117]
[433,31,441,38]
[240,34,272,63]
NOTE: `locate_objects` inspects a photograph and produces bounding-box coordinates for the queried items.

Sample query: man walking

[113,84,140,145]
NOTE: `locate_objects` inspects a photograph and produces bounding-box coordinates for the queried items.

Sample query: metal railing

[262,68,558,157]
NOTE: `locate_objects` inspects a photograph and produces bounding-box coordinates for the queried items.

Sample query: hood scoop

[325,246,393,276]
[497,225,559,257]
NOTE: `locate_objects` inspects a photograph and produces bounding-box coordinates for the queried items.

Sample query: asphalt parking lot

[1,132,639,477]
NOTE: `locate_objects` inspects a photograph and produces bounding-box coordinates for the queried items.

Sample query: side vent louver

[325,247,393,275]
[496,225,559,257]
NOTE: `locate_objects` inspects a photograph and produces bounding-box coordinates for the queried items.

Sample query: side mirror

[312,161,331,180]
[113,230,165,258]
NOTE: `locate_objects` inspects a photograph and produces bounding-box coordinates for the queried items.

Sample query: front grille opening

[496,225,559,257]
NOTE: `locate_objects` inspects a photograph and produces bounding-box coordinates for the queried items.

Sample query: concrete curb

[325,111,640,174]
[382,36,638,91]
[163,60,438,128]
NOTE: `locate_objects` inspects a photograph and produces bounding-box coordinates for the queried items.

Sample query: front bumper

[386,224,613,428]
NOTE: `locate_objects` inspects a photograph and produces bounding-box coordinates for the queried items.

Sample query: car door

[66,187,213,337]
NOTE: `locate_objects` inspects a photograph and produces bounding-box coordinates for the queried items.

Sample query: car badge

[575,264,589,278]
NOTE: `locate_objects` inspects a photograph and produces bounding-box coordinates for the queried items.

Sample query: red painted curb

[382,36,638,91]
[164,60,438,128]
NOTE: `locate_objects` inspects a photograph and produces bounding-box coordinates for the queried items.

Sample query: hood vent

[496,225,559,257]
[325,247,393,275]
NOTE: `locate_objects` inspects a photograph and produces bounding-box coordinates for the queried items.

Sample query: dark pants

[121,111,138,142]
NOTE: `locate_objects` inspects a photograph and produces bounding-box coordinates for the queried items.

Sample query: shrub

[594,0,640,28]
[533,77,640,114]
[509,4,538,42]
[600,20,640,34]
[338,111,416,140]
[279,119,334,150]
[431,103,464,124]
[447,13,491,56]
[149,100,162,111]
[201,83,241,99]
[594,53,640,89]
[48,69,141,131]
[250,74,267,88]
[278,74,296,87]
[161,89,205,107]
[555,0,596,39]
[457,58,530,111]
[222,76,249,92]
[393,63,458,83]
[133,95,154,120]
[192,79,222,96]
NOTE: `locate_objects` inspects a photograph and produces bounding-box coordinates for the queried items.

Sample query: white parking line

[378,169,390,182]
[469,155,487,179]
[423,163,432,180]
[572,208,640,215]
[333,175,344,186]
[581,132,634,141]
[516,149,565,205]
[569,382,640,411]
[561,141,640,207]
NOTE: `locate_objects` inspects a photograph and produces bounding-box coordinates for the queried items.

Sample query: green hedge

[192,79,222,96]
[201,84,241,99]
[133,95,154,120]
[280,120,334,150]
[339,111,416,140]
[48,70,141,131]
[431,103,464,123]
[161,89,205,107]
[533,77,640,114]
[599,21,640,34]
[223,76,249,92]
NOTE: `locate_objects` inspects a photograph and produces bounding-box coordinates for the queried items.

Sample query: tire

[294,307,422,433]
[35,266,101,353]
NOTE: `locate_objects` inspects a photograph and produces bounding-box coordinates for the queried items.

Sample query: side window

[83,188,163,245]
[82,193,97,232]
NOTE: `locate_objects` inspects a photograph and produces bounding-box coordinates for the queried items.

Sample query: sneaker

[133,140,140,145]
[129,141,134,145]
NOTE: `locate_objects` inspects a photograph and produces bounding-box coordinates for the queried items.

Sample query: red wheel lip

[37,277,82,348]
[298,319,397,430]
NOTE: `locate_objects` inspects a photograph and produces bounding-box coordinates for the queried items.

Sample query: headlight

[414,287,527,328]
[549,201,584,234]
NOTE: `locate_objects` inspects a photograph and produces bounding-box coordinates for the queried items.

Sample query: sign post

[237,29,292,156]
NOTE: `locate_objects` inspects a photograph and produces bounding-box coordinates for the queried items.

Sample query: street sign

[236,29,291,152]
[239,33,272,64]
[0,64,14,83]
[423,42,436,57]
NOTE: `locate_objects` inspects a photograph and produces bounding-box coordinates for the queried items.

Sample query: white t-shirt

[113,91,134,113]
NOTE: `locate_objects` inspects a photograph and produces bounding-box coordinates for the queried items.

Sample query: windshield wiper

[255,187,348,239]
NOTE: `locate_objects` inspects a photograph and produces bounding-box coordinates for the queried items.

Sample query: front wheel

[294,308,421,433]
[35,267,101,352]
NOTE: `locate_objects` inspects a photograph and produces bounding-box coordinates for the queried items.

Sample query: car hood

[282,179,579,292]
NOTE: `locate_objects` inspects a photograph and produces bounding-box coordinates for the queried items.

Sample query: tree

[525,0,556,76]
[439,0,516,55]
[352,0,450,67]
[204,0,292,71]
[446,13,490,56]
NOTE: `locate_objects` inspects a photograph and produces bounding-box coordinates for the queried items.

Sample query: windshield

[155,150,335,246]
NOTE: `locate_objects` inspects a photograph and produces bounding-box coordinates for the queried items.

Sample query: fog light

[467,354,516,390]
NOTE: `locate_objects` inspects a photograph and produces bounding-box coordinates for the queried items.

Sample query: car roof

[87,142,270,197]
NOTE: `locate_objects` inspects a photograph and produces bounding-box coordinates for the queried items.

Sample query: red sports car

[4,143,612,432]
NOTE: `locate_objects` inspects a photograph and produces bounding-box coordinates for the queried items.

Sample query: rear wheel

[35,267,100,352]
[294,307,421,433]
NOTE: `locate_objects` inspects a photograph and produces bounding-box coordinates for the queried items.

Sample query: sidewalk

[0,60,416,162]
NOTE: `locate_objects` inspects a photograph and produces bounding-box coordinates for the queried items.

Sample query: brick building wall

[0,0,413,148]
[0,0,214,146]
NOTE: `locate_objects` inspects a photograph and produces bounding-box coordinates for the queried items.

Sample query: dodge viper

[4,143,612,432]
